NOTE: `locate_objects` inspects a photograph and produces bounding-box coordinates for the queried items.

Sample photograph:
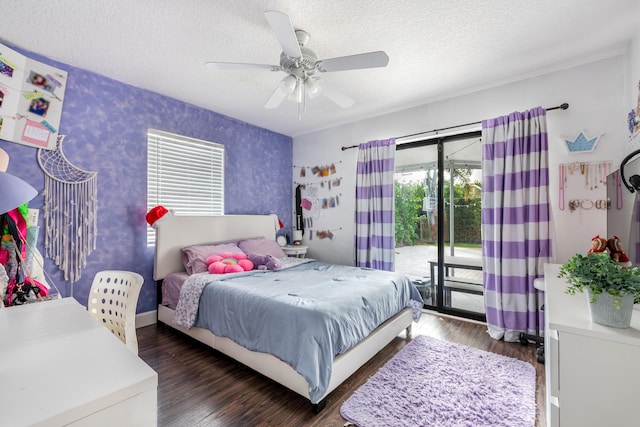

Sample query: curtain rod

[340,102,569,151]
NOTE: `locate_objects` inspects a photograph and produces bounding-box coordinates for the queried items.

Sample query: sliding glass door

[393,132,484,321]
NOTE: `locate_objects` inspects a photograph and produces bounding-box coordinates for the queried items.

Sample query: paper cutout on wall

[0,42,67,150]
[316,228,342,240]
[564,131,601,153]
[301,198,312,210]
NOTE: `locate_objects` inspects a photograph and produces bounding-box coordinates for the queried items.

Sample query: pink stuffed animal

[205,252,254,274]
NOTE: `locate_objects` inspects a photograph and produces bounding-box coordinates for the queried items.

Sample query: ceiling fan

[205,10,389,116]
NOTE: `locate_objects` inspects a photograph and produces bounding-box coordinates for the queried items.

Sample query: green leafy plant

[558,252,640,308]
[394,181,424,247]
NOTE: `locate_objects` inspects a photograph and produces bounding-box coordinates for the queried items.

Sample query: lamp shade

[304,78,320,99]
[288,82,303,103]
[280,75,298,94]
[0,172,37,214]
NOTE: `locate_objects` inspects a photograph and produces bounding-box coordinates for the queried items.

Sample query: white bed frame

[154,214,413,410]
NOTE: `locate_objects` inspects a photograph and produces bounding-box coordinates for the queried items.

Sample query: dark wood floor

[137,311,546,427]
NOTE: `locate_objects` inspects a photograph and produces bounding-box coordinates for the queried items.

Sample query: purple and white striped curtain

[355,138,396,271]
[481,107,550,342]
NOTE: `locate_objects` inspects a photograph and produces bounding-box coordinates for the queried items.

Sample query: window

[147,129,224,245]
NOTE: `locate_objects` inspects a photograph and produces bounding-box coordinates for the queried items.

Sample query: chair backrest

[87,270,144,354]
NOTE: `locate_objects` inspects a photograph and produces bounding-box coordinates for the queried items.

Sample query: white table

[0,298,158,426]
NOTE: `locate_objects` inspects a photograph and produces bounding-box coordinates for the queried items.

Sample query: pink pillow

[206,253,254,274]
[181,243,243,275]
[238,238,286,259]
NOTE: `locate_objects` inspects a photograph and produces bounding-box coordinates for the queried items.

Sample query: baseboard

[136,309,157,328]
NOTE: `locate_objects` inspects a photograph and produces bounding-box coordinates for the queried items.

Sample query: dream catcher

[37,135,97,287]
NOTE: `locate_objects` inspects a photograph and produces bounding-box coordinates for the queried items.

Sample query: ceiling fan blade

[205,62,280,72]
[316,51,389,72]
[319,81,354,108]
[264,85,288,109]
[264,10,302,59]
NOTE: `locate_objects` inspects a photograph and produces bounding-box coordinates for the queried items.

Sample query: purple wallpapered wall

[0,43,292,313]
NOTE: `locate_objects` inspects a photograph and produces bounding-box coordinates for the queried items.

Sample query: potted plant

[558,252,640,328]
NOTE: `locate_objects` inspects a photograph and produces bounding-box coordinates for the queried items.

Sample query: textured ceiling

[2,0,639,137]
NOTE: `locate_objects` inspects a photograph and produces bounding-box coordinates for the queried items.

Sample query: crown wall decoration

[564,131,602,153]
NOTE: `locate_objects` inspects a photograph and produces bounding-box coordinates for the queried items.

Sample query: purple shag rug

[340,335,536,427]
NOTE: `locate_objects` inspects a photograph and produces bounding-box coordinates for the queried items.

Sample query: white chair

[87,270,144,354]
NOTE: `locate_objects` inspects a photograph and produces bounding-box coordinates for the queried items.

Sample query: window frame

[146,129,224,245]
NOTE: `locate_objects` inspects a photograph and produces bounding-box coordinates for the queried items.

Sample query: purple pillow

[238,238,286,259]
[181,243,243,275]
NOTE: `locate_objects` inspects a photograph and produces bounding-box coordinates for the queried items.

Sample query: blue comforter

[192,260,423,403]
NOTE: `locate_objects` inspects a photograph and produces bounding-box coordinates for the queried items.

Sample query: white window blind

[147,129,224,245]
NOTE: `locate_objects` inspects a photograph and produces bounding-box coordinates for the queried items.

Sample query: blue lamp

[0,172,37,214]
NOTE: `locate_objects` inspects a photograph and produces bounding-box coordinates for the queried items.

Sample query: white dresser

[544,263,640,427]
[0,297,158,426]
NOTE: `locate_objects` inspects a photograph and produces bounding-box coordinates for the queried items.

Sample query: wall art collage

[295,162,343,241]
[0,42,67,150]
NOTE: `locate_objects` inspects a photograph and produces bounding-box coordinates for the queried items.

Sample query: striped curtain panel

[355,138,396,271]
[481,107,550,342]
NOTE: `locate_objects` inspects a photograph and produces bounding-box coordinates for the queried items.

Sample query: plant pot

[586,288,635,328]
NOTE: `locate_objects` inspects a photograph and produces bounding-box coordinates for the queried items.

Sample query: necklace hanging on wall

[37,134,98,294]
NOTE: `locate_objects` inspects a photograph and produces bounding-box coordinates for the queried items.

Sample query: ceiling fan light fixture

[288,81,303,103]
[280,75,298,94]
[304,78,320,99]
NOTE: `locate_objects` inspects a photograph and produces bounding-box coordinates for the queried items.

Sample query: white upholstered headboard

[153,215,277,280]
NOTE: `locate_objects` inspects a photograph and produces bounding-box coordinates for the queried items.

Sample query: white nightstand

[282,244,308,258]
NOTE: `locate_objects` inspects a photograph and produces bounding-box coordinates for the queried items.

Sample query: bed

[154,214,422,411]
